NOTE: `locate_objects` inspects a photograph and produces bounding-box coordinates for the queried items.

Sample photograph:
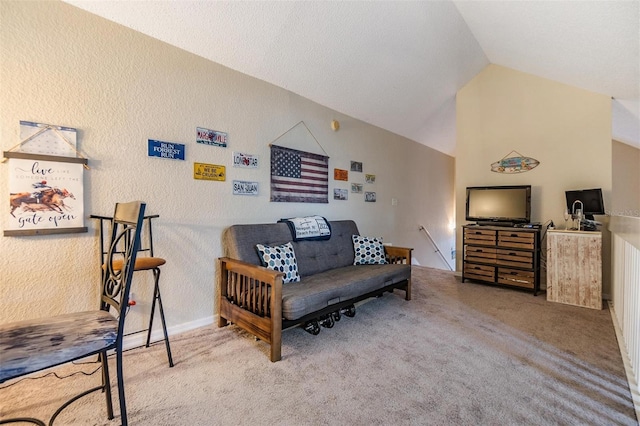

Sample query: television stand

[462,225,541,295]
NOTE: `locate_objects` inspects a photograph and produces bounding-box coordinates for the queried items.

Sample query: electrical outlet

[391,198,398,206]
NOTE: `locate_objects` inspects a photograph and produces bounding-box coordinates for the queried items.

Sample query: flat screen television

[465,185,531,226]
[565,188,605,220]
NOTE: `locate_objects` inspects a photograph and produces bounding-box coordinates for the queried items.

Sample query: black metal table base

[0,418,46,426]
[0,383,109,426]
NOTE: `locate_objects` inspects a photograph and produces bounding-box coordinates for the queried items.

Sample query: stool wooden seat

[111,257,166,271]
[91,213,173,368]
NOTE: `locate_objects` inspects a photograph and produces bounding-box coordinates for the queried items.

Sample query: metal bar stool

[91,213,174,367]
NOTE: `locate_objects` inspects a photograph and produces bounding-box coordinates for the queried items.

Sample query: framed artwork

[351,183,363,193]
[270,145,328,203]
[334,188,348,200]
[5,152,87,236]
[350,161,363,172]
[334,168,348,181]
[365,174,376,184]
[365,191,377,202]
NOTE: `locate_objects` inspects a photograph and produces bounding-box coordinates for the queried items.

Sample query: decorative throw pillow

[352,235,388,265]
[256,242,301,283]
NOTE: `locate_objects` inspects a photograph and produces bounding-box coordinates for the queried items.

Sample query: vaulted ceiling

[65,0,640,156]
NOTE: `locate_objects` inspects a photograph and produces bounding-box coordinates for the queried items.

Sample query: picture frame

[4,152,87,236]
[333,188,348,200]
[334,168,348,181]
[350,161,363,172]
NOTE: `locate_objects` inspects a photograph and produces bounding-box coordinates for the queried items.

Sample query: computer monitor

[565,188,605,220]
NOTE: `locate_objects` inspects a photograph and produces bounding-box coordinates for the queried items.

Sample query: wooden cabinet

[547,230,602,309]
[462,225,541,294]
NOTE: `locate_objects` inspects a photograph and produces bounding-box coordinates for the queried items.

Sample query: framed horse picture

[4,152,87,236]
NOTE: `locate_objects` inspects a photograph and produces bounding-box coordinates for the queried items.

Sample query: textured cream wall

[0,1,455,330]
[456,64,612,293]
[612,140,640,217]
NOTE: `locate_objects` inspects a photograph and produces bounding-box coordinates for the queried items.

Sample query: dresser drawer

[464,228,496,246]
[465,246,497,264]
[464,263,495,282]
[497,230,535,249]
[497,268,535,289]
[496,249,533,268]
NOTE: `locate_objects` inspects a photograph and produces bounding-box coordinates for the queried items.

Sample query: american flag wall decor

[270,145,329,203]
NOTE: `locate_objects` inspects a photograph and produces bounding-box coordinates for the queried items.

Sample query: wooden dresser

[546,230,602,309]
[462,225,541,295]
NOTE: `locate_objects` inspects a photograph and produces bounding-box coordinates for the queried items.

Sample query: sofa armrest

[219,257,284,286]
[218,257,283,361]
[384,246,413,265]
[384,246,412,301]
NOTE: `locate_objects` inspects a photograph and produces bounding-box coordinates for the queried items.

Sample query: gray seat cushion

[281,263,411,321]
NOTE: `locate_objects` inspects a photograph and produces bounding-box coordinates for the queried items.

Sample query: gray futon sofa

[217,220,412,361]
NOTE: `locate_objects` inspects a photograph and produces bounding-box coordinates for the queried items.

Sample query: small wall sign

[334,168,348,181]
[148,140,185,160]
[194,163,225,181]
[491,150,539,174]
[233,152,259,169]
[233,180,259,195]
[197,127,228,147]
[334,188,348,200]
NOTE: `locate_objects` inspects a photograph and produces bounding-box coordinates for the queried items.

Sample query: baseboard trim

[122,315,215,351]
[608,300,640,423]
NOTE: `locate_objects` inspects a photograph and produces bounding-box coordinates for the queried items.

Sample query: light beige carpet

[1,266,637,425]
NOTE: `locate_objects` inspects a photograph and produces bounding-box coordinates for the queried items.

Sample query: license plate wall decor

[197,127,228,147]
[148,140,185,160]
[233,180,259,196]
[233,152,259,169]
[194,163,225,181]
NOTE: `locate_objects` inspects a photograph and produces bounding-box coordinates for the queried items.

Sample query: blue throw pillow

[352,235,388,265]
[256,242,301,283]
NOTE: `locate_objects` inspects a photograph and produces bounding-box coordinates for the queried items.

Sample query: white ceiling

[65,0,640,156]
